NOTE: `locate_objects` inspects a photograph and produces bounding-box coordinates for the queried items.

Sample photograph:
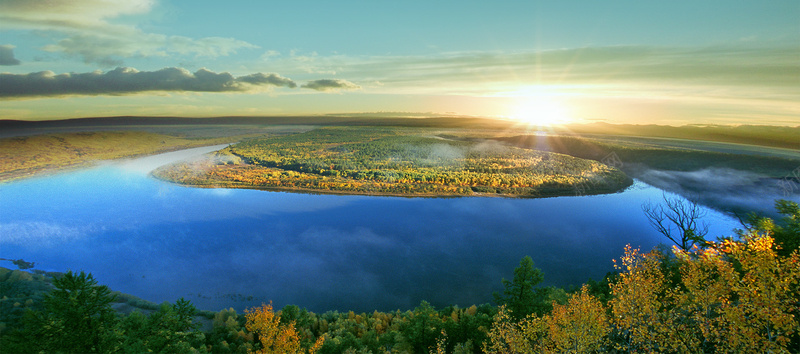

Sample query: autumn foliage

[487,232,800,353]
[245,302,324,354]
[155,127,631,197]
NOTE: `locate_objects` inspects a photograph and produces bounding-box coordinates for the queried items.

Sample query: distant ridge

[565,122,800,150]
[1,116,798,150]
[0,115,512,130]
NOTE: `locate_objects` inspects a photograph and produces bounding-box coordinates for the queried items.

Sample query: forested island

[153,127,632,198]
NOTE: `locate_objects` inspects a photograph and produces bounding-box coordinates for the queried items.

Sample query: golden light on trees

[244,302,324,354]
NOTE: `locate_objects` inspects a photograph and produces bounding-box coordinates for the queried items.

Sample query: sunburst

[510,95,572,127]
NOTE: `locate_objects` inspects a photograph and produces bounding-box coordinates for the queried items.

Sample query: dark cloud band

[302,79,361,92]
[0,67,297,98]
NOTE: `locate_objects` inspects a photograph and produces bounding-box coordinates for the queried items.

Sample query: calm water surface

[1,146,744,312]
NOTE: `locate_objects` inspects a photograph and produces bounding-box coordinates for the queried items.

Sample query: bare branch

[642,193,710,250]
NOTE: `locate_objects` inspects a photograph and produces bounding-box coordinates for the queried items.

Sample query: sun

[510,96,572,127]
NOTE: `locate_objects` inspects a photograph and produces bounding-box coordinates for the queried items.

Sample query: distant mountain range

[2,116,798,150]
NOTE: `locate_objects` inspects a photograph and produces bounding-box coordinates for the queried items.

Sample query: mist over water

[635,167,800,218]
[115,144,231,173]
[0,148,759,313]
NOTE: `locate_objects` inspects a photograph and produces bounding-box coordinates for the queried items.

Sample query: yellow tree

[612,234,800,352]
[483,305,545,354]
[670,244,731,351]
[543,285,609,353]
[244,302,324,354]
[703,234,799,352]
[609,245,678,352]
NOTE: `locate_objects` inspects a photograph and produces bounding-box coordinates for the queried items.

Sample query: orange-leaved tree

[610,233,800,352]
[483,305,543,354]
[678,233,800,352]
[485,232,799,352]
[244,302,324,354]
[609,245,680,352]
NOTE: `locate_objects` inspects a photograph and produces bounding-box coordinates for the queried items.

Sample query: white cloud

[0,0,258,66]
[0,0,154,31]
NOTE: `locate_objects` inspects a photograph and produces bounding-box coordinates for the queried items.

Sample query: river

[0,145,748,312]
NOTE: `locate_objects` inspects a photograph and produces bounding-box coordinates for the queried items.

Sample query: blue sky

[0,0,798,125]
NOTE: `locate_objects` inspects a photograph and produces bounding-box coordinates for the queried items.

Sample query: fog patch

[426,143,466,164]
[470,140,509,156]
[637,167,797,217]
[399,140,517,169]
[117,144,230,174]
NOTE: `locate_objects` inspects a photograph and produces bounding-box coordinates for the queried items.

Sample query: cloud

[302,79,361,92]
[0,0,154,29]
[237,72,297,88]
[0,0,257,66]
[41,32,258,67]
[252,44,796,121]
[265,44,798,93]
[0,67,297,98]
[0,45,21,65]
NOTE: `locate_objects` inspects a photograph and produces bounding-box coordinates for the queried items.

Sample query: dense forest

[1,200,798,353]
[154,127,632,197]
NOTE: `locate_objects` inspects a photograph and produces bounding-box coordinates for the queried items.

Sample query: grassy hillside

[0,131,235,182]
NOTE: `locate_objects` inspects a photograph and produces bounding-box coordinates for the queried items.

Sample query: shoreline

[152,173,635,199]
[0,140,237,184]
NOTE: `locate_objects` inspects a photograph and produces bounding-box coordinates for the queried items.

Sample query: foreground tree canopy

[154,127,632,197]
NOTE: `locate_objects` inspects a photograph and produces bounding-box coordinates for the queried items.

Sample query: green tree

[401,301,444,353]
[493,256,547,319]
[119,298,202,353]
[22,271,120,353]
[742,199,800,257]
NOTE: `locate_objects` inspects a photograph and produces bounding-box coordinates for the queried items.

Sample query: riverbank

[0,131,242,183]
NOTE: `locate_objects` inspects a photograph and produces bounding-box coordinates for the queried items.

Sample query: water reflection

[0,149,746,313]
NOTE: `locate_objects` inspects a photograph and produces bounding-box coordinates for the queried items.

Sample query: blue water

[0,146,742,312]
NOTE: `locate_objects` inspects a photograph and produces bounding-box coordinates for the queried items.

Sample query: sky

[0,0,798,126]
